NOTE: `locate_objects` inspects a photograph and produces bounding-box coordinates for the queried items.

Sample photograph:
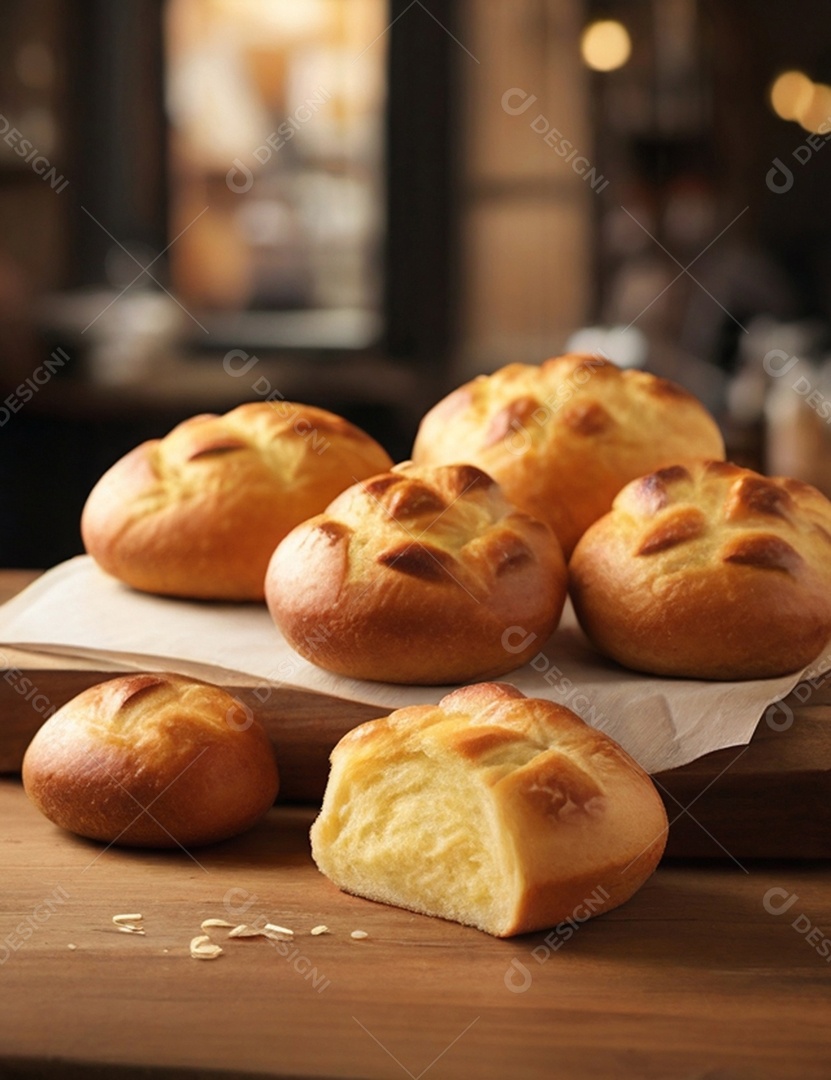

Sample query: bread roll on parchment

[412,354,724,556]
[82,402,392,600]
[569,460,831,679]
[266,463,568,684]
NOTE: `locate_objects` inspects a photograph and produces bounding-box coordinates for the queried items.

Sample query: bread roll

[412,354,725,556]
[22,674,279,847]
[82,402,392,600]
[569,460,831,679]
[266,462,567,684]
[311,682,667,937]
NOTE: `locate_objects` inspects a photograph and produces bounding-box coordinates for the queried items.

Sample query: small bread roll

[569,460,831,679]
[82,402,392,600]
[22,674,279,847]
[311,682,667,937]
[266,463,568,684]
[412,354,725,556]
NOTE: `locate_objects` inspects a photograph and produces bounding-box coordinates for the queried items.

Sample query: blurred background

[1,0,830,568]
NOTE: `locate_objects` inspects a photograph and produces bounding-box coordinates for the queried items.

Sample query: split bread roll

[569,460,831,679]
[22,674,279,847]
[82,402,392,600]
[412,354,725,556]
[266,462,568,684]
[311,682,668,937]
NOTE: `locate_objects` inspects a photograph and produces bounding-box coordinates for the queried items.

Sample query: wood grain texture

[655,702,831,859]
[1,778,831,1079]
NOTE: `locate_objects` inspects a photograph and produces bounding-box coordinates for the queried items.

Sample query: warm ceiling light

[580,20,632,72]
[769,70,814,121]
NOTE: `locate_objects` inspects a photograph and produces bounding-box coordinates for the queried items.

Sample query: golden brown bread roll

[266,462,568,684]
[22,674,279,847]
[412,354,725,556]
[569,460,831,679]
[310,682,668,937]
[81,402,392,600]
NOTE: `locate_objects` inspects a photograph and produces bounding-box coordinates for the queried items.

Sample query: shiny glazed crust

[569,460,831,679]
[21,674,279,847]
[266,463,568,684]
[411,355,725,556]
[310,682,668,937]
[81,402,393,600]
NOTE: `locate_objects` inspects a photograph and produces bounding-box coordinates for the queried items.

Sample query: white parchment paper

[0,556,822,773]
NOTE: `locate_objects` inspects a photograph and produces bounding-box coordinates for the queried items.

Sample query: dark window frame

[62,0,460,373]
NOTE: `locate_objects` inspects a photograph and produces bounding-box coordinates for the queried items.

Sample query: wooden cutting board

[2,644,830,859]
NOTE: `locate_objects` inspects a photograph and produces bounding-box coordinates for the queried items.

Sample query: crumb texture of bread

[411,355,725,556]
[266,463,568,684]
[21,674,279,847]
[81,402,392,600]
[569,460,831,679]
[310,682,667,937]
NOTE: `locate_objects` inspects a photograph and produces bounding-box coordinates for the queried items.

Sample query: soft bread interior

[311,731,518,935]
[311,689,668,937]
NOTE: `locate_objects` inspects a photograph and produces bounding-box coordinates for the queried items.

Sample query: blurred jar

[85,289,186,386]
[765,358,831,495]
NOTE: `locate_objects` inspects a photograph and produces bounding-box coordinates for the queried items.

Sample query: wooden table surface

[0,572,40,607]
[2,571,831,1079]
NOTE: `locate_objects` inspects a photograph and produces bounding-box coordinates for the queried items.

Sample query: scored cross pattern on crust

[266,463,567,684]
[570,460,831,680]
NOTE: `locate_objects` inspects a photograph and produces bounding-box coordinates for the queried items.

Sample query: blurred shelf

[0,355,425,421]
[38,291,383,353]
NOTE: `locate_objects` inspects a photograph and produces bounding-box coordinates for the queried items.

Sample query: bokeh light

[580,20,632,73]
[770,70,814,121]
